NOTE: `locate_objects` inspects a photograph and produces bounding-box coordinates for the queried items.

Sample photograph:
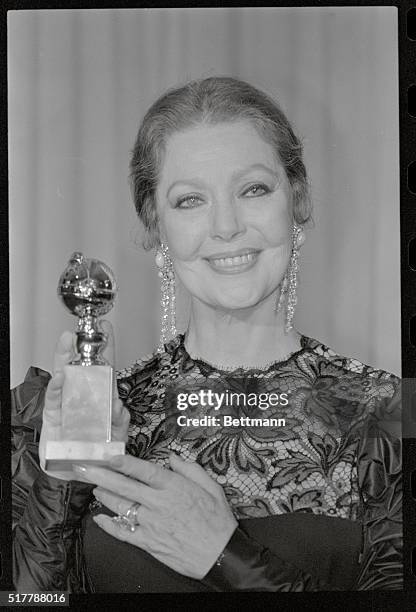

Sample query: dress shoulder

[300,336,400,437]
[303,336,399,384]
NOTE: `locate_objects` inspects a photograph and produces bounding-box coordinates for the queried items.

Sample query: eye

[241,183,271,198]
[175,194,204,209]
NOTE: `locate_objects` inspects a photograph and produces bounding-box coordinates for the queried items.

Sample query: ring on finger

[125,502,141,524]
[112,502,141,532]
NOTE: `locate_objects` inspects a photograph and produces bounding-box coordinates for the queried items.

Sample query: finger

[43,372,65,426]
[53,331,75,374]
[110,399,130,443]
[108,455,175,489]
[72,464,160,507]
[168,453,222,499]
[45,371,65,401]
[111,397,129,426]
[93,487,152,524]
[92,513,149,549]
[93,488,135,517]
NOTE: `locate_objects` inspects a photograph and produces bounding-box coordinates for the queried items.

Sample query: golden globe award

[45,252,125,470]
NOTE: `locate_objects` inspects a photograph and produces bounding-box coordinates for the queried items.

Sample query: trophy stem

[72,314,108,366]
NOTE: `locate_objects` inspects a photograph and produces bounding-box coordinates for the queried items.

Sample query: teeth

[209,252,257,267]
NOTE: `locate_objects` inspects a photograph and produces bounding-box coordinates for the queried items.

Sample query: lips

[205,249,260,274]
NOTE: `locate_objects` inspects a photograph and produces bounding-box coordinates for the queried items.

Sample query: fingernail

[109,456,123,467]
[72,464,88,473]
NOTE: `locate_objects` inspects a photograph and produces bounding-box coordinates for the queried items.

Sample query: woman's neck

[184,291,302,370]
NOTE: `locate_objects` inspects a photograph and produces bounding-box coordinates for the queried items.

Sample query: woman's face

[156,120,293,311]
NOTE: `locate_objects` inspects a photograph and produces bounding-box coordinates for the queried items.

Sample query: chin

[211,290,265,311]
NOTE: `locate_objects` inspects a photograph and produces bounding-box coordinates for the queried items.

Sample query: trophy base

[44,440,126,471]
[62,364,113,440]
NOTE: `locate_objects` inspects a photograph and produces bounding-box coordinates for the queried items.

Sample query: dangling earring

[275,275,288,315]
[276,224,304,333]
[155,243,177,353]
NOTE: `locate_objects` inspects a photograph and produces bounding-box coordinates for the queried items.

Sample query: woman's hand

[38,321,130,482]
[73,453,238,580]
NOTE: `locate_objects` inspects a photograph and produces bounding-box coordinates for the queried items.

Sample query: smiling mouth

[205,250,260,273]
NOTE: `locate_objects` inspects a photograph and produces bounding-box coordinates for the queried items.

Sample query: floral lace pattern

[117,335,399,521]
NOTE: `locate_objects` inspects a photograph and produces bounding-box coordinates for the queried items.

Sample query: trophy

[45,252,125,470]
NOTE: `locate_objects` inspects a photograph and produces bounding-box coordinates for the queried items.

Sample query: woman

[12,77,402,592]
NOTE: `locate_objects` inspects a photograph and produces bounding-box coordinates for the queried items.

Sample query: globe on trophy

[44,252,125,470]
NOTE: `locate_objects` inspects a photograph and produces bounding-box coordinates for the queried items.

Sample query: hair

[129,76,312,250]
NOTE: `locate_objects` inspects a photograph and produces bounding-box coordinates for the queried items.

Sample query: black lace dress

[12,334,402,592]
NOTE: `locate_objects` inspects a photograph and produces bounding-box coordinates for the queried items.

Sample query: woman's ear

[297,227,306,247]
[291,179,312,228]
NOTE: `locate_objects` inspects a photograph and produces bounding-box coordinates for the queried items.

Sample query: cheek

[252,203,292,248]
[160,213,205,261]
[269,217,291,246]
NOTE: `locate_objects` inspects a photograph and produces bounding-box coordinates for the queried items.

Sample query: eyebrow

[166,163,279,199]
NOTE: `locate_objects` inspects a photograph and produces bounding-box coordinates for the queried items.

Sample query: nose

[210,198,246,241]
